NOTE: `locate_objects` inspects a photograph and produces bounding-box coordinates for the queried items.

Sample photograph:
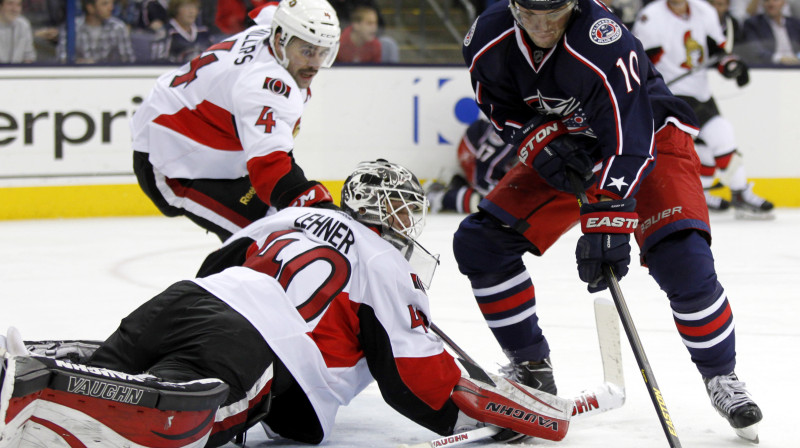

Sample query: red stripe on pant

[210,379,273,437]
[165,177,251,228]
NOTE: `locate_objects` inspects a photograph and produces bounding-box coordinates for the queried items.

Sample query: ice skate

[494,358,558,442]
[501,357,558,395]
[704,190,730,212]
[731,183,775,220]
[704,372,762,443]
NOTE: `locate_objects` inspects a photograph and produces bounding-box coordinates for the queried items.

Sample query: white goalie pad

[0,355,229,448]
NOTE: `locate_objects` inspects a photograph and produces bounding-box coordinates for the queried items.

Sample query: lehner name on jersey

[294,212,355,254]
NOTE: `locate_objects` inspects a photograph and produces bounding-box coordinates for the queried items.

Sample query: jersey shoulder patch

[263,77,292,98]
[464,18,478,46]
[589,18,623,45]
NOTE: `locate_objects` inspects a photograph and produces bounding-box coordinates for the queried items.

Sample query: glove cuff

[579,198,638,234]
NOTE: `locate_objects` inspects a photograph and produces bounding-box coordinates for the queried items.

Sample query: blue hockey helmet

[509,0,576,11]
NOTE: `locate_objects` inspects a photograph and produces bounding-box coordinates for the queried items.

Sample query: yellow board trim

[0,178,796,220]
[0,181,345,220]
[706,178,800,207]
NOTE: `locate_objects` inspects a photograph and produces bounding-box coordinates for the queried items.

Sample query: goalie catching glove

[514,114,595,192]
[576,198,638,293]
[450,372,571,441]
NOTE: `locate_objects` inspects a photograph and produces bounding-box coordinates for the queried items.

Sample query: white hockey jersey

[193,208,462,441]
[131,18,307,181]
[633,0,727,102]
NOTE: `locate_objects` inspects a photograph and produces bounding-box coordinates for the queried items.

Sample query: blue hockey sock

[647,231,736,377]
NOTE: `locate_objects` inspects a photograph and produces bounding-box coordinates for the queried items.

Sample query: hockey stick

[666,54,723,87]
[399,305,626,448]
[567,170,682,448]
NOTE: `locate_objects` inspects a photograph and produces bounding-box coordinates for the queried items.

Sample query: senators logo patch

[263,77,291,98]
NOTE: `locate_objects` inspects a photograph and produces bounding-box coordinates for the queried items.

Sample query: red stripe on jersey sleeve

[396,351,461,410]
[246,152,293,205]
[153,100,243,151]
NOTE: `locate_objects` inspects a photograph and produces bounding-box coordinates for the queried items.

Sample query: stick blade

[594,297,624,390]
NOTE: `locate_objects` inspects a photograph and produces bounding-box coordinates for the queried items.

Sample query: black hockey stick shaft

[568,171,682,448]
[666,53,723,87]
[429,322,496,386]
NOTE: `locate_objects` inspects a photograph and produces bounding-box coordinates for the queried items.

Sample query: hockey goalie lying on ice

[0,160,574,448]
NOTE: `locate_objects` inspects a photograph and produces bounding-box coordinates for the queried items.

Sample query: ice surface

[1,210,797,447]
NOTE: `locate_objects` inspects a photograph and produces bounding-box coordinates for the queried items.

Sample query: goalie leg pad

[450,374,571,441]
[1,355,230,448]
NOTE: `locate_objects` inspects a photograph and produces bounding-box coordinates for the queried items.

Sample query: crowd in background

[1,0,799,65]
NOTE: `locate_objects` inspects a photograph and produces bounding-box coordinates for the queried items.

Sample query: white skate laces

[706,373,754,415]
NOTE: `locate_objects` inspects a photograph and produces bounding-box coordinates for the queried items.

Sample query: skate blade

[734,422,759,444]
[734,209,775,221]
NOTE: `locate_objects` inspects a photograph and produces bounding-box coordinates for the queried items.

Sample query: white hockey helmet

[341,159,428,246]
[270,0,341,68]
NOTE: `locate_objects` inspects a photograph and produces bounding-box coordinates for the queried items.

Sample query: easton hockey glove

[575,198,638,293]
[513,115,595,192]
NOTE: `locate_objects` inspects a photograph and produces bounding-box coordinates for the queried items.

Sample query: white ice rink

[1,209,798,447]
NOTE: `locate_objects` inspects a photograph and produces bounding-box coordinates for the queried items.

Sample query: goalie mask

[341,160,439,287]
[270,0,341,68]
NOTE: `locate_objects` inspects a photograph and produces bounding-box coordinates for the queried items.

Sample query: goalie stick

[398,297,625,448]
[567,170,683,448]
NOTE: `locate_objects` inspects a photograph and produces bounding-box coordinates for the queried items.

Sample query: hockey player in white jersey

[633,0,775,219]
[0,160,573,448]
[132,0,342,242]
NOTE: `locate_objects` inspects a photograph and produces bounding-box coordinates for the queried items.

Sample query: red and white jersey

[131,21,306,180]
[193,207,462,441]
[633,0,726,102]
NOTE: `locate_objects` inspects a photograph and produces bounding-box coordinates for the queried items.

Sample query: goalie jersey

[193,207,462,441]
[463,0,699,199]
[131,9,306,192]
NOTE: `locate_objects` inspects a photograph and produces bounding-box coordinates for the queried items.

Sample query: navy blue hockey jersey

[462,0,699,199]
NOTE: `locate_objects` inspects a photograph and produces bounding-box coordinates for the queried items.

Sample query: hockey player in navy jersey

[458,0,762,441]
[132,0,341,242]
[0,160,573,447]
[427,118,517,214]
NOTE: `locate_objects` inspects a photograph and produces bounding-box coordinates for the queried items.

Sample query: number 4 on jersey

[257,107,277,133]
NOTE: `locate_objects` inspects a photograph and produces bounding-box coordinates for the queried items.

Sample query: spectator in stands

[336,3,382,63]
[140,0,168,36]
[0,0,36,63]
[56,0,135,64]
[741,0,800,64]
[22,0,62,62]
[158,0,212,63]
[113,0,145,29]
[711,0,744,52]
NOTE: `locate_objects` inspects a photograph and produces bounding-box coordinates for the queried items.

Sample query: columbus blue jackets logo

[589,18,622,45]
[263,77,291,98]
